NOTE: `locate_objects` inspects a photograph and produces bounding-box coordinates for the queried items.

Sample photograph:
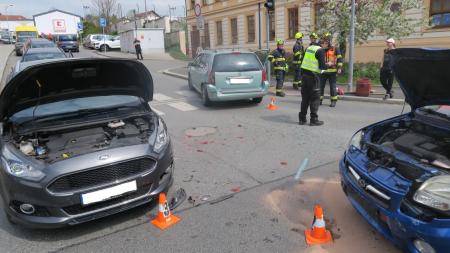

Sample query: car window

[10,95,142,124]
[23,52,66,62]
[212,53,262,72]
[32,42,55,48]
[58,34,77,41]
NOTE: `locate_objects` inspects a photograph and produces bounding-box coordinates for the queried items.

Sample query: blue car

[340,48,450,253]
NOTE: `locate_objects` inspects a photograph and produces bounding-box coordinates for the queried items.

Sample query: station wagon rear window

[212,53,262,72]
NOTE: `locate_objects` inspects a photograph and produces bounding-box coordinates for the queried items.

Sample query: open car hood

[0,58,153,120]
[389,48,450,110]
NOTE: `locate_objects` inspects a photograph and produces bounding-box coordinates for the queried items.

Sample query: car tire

[100,45,109,52]
[188,74,194,90]
[202,84,212,107]
[251,97,263,104]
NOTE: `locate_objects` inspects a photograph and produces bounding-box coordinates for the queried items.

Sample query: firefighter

[299,38,330,126]
[292,32,304,90]
[309,32,319,46]
[268,39,288,97]
[320,32,343,107]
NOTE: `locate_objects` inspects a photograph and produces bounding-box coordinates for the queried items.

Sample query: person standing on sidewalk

[292,32,305,90]
[268,39,288,97]
[133,38,143,60]
[380,38,396,100]
[320,33,343,107]
[299,38,331,126]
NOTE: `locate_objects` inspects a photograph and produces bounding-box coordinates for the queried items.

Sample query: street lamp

[4,4,14,44]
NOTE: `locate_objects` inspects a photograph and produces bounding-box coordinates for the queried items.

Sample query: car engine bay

[7,116,154,164]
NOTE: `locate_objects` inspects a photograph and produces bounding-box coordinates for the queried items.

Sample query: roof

[135,10,160,19]
[0,15,31,21]
[33,9,82,19]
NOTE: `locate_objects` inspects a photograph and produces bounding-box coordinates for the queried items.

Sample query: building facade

[0,15,33,34]
[186,0,450,62]
[33,9,82,35]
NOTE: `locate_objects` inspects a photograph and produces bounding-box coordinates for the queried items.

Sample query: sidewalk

[94,49,174,60]
[163,66,406,105]
[0,44,13,85]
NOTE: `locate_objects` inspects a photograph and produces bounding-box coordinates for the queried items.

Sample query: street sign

[77,22,84,31]
[99,17,107,27]
[196,16,205,30]
[194,3,202,17]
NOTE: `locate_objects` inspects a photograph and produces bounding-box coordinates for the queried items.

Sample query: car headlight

[4,160,45,181]
[348,130,364,151]
[413,176,450,211]
[153,118,169,153]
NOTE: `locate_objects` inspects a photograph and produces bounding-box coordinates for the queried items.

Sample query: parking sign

[99,17,107,27]
[77,22,84,31]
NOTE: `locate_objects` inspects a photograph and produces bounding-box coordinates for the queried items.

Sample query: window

[247,15,255,43]
[268,11,275,41]
[202,0,208,5]
[430,0,450,27]
[288,8,299,39]
[190,0,195,10]
[231,18,238,44]
[216,21,223,45]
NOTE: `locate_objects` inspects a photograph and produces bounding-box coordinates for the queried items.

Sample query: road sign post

[99,17,107,54]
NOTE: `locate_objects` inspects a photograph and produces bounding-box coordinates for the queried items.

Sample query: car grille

[63,182,152,215]
[47,158,156,193]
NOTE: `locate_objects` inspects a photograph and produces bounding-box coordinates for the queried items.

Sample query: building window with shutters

[269,11,275,41]
[216,21,223,45]
[231,18,238,44]
[288,8,299,39]
[247,15,255,43]
[430,0,450,27]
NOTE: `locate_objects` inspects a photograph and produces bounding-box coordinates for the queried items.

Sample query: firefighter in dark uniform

[309,32,319,46]
[268,39,288,97]
[320,32,343,107]
[292,32,304,90]
[299,38,331,126]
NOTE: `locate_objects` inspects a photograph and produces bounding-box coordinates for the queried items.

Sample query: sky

[0,0,186,19]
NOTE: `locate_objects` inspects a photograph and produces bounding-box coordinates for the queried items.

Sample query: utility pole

[5,4,13,44]
[258,3,261,50]
[266,9,270,83]
[133,9,138,38]
[144,0,147,13]
[348,0,356,92]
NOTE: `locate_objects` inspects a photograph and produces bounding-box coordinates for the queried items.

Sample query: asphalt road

[0,48,403,253]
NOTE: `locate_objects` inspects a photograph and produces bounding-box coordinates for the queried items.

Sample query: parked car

[0,35,16,44]
[54,34,79,52]
[21,47,67,62]
[340,48,450,253]
[0,58,174,228]
[87,34,112,49]
[94,36,120,51]
[22,38,56,54]
[187,50,269,106]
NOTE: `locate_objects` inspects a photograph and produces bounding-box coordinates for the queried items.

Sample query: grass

[167,47,191,61]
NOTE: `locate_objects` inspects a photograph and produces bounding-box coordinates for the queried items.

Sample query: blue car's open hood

[389,48,450,110]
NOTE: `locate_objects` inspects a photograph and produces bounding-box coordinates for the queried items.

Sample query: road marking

[175,90,198,98]
[167,101,199,111]
[153,93,173,101]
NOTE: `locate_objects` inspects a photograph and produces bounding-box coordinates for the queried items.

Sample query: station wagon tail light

[208,71,215,85]
[262,70,267,82]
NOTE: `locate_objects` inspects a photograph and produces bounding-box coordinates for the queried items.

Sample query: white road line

[167,101,199,112]
[175,90,198,98]
[153,93,174,101]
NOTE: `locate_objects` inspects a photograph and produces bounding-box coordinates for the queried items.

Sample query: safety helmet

[276,39,284,45]
[323,32,332,39]
[295,32,303,40]
[310,32,319,40]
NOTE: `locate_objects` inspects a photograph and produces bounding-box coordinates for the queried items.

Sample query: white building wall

[34,11,81,35]
[275,6,285,40]
[222,18,230,46]
[120,28,165,55]
[237,15,245,45]
[0,20,34,33]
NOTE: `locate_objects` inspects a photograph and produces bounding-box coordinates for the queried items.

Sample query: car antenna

[32,79,42,139]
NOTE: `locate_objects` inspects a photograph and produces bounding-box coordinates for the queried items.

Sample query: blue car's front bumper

[340,156,450,253]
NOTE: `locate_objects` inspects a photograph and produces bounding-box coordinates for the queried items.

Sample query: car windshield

[419,105,450,119]
[58,34,77,41]
[212,53,262,72]
[22,52,66,62]
[10,95,142,125]
[32,42,55,48]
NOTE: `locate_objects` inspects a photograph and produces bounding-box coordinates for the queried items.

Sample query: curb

[162,69,188,80]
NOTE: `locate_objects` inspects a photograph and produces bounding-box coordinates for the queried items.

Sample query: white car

[94,36,120,51]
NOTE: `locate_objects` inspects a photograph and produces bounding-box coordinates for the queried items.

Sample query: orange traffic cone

[304,204,333,245]
[267,97,278,111]
[151,193,180,230]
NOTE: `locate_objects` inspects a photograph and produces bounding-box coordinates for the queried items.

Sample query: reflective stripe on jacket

[301,45,321,73]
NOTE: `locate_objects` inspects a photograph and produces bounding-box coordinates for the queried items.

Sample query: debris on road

[294,158,309,181]
[200,195,211,201]
[280,161,288,166]
[182,175,194,182]
[209,194,234,205]
[184,126,217,137]
[196,149,204,153]
[231,186,241,193]
[169,188,187,211]
[199,140,209,145]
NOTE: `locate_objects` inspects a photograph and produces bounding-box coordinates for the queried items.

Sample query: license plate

[229,78,251,84]
[81,181,137,206]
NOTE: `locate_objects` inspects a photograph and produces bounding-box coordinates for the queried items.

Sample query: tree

[91,0,118,32]
[307,0,424,57]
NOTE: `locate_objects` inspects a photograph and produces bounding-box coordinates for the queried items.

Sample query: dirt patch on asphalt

[264,177,400,253]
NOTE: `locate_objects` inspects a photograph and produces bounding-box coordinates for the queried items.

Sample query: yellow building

[186,0,450,62]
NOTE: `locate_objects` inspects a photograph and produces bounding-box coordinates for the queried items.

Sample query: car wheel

[100,45,109,52]
[251,97,263,104]
[188,74,194,90]
[202,84,212,107]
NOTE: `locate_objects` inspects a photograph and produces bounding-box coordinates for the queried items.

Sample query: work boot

[310,119,324,126]
[298,113,307,125]
[276,91,286,97]
[320,100,323,106]
[330,100,336,107]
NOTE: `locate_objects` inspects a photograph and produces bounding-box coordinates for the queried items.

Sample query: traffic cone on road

[304,204,333,245]
[151,193,180,230]
[267,97,278,111]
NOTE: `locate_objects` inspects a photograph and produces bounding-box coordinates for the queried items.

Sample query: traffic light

[264,0,275,11]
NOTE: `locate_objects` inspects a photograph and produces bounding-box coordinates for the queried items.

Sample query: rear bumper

[205,81,269,101]
[339,157,450,253]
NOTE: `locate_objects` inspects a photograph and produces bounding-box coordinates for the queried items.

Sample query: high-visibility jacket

[268,48,288,72]
[325,46,343,73]
[292,42,304,65]
[301,45,321,73]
